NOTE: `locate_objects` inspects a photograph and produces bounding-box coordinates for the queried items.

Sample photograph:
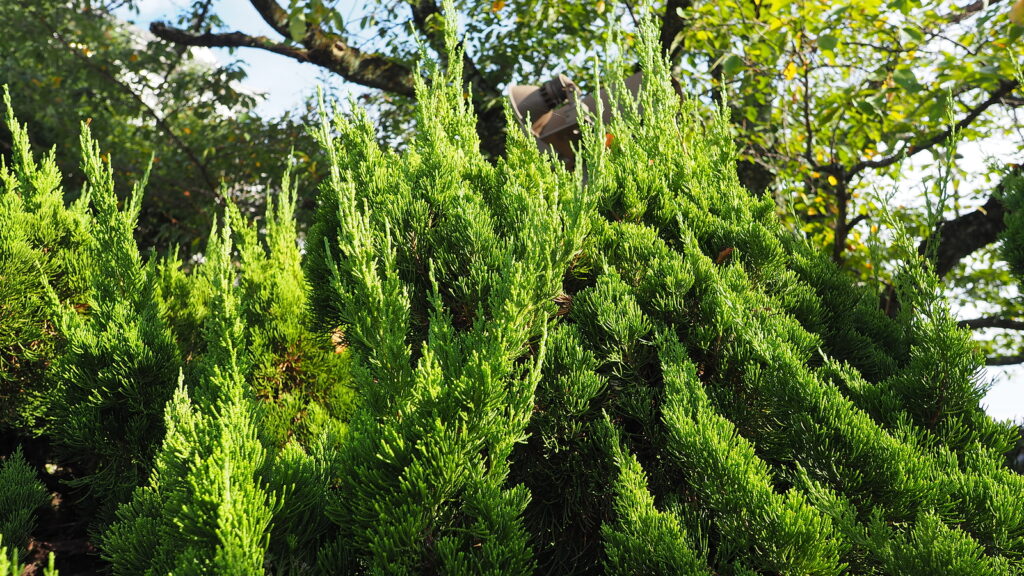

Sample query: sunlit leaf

[783,61,798,80]
[288,12,306,43]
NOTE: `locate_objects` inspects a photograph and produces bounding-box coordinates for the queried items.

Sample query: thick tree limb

[924,164,1023,278]
[152,0,515,156]
[959,316,1024,331]
[249,0,290,38]
[660,0,693,64]
[926,194,1006,278]
[984,354,1024,366]
[944,0,1008,24]
[149,22,416,98]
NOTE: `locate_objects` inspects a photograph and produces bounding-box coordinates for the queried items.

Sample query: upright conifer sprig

[0,448,49,553]
[151,178,356,449]
[600,420,709,575]
[103,219,279,575]
[307,5,592,572]
[869,219,1015,456]
[47,124,180,523]
[0,89,92,431]
[228,174,355,448]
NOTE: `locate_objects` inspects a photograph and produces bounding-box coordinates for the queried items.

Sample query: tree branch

[923,164,1023,277]
[985,354,1024,366]
[151,2,515,156]
[660,0,692,64]
[926,195,1006,278]
[943,0,1007,24]
[149,22,417,97]
[248,0,291,38]
[41,17,217,195]
[838,80,1019,177]
[959,316,1024,331]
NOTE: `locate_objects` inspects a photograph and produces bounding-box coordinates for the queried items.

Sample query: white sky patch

[116,0,356,117]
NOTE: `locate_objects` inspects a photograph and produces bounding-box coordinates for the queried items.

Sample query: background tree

[147,0,1024,364]
[0,0,324,248]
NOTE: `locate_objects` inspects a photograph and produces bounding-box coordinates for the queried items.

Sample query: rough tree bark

[926,194,1008,279]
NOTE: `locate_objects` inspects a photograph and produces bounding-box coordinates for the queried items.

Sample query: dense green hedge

[1,22,1021,575]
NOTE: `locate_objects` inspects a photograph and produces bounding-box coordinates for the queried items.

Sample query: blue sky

[117,0,361,117]
[117,0,1024,422]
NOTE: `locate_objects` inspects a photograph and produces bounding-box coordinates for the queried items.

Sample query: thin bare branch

[944,0,1007,24]
[41,17,217,194]
[986,354,1024,366]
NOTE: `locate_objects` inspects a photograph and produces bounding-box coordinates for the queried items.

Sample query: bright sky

[116,0,360,117]
[116,0,1023,422]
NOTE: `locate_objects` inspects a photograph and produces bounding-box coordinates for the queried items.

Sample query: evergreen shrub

[103,221,279,575]
[0,89,92,432]
[302,21,1024,575]
[0,16,1022,576]
[45,123,181,524]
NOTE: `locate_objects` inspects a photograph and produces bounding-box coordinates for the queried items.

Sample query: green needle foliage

[307,22,591,573]
[153,178,356,451]
[0,448,49,553]
[0,88,92,432]
[45,123,181,525]
[302,18,1024,575]
[103,220,278,575]
[228,179,356,449]
[1000,171,1024,280]
[601,421,709,575]
[2,11,1023,575]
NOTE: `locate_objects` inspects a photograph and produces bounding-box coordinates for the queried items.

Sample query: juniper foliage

[307,21,590,571]
[1000,171,1024,280]
[44,124,181,524]
[103,220,279,575]
[302,18,1024,575]
[228,178,355,448]
[0,88,92,431]
[153,179,355,451]
[0,448,49,552]
[1,13,1022,576]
